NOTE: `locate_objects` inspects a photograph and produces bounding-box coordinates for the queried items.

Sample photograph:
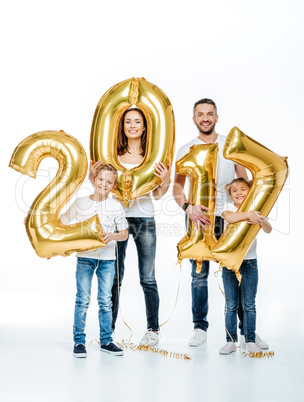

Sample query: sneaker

[139,330,159,347]
[188,329,207,347]
[239,334,245,347]
[73,344,87,358]
[246,342,262,353]
[219,342,236,355]
[100,342,124,356]
[239,333,269,349]
[255,333,269,349]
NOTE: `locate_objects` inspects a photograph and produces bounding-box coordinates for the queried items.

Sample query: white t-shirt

[175,135,236,216]
[60,196,128,260]
[118,160,155,218]
[222,202,257,260]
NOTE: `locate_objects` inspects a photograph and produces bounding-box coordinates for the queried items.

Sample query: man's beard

[195,121,216,136]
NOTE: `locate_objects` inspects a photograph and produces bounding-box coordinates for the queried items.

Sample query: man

[173,98,268,348]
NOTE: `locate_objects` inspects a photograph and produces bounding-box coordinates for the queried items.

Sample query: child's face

[229,182,250,208]
[94,170,117,197]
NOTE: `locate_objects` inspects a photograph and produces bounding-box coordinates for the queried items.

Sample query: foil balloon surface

[9,131,104,258]
[90,77,175,207]
[212,127,288,279]
[176,143,219,272]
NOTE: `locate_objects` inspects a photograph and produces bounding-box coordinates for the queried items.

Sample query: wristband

[182,202,190,212]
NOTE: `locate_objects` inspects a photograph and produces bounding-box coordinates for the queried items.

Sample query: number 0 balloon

[90,77,175,206]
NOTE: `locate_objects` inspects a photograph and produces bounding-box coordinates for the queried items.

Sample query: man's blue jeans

[222,259,258,343]
[111,217,159,331]
[73,257,115,345]
[190,216,224,331]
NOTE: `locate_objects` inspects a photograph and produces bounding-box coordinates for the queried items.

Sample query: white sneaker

[239,334,245,346]
[188,329,207,347]
[239,333,269,349]
[139,330,159,347]
[246,342,262,353]
[219,342,236,355]
[255,333,269,349]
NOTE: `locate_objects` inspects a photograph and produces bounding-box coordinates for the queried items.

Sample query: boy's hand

[102,232,114,244]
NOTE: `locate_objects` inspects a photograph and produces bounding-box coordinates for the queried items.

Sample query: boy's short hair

[94,163,118,185]
[224,177,253,195]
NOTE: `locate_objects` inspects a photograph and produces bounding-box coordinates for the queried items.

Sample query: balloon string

[214,269,236,344]
[214,269,275,359]
[114,246,190,359]
[115,244,182,333]
[159,261,182,327]
[115,244,133,343]
[73,291,91,332]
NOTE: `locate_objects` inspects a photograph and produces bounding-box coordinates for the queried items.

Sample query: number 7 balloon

[211,127,288,280]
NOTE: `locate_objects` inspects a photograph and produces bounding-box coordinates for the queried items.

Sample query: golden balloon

[9,131,105,258]
[211,127,288,279]
[90,77,175,207]
[176,143,219,272]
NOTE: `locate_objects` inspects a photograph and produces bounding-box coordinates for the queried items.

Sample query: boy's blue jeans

[222,259,258,343]
[73,257,115,345]
[111,217,159,331]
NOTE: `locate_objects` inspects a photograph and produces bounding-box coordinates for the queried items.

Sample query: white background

[1,1,303,401]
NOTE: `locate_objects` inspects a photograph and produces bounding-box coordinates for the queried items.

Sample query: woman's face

[123,110,145,140]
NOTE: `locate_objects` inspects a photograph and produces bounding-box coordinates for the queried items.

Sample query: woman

[90,107,171,346]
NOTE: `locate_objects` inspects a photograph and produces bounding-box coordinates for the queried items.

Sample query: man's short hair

[193,98,217,116]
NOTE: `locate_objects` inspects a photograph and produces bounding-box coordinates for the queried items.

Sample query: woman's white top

[118,159,155,218]
[222,202,257,260]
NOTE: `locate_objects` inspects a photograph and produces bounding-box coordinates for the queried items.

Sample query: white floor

[1,325,303,402]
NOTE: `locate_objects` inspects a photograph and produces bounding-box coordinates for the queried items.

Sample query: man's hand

[187,204,211,230]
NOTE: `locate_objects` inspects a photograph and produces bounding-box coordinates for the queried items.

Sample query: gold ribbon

[214,270,275,357]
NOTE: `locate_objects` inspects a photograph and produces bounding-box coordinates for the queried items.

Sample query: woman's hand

[153,162,171,185]
[89,160,104,184]
[152,163,171,200]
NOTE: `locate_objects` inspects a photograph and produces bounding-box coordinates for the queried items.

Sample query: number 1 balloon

[176,143,219,272]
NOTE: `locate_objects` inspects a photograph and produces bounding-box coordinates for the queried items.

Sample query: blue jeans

[73,257,115,345]
[111,217,159,331]
[190,216,224,331]
[222,259,258,343]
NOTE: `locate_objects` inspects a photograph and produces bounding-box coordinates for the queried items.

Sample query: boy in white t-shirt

[219,178,272,355]
[60,164,128,358]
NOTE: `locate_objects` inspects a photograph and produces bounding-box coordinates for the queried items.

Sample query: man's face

[193,103,218,135]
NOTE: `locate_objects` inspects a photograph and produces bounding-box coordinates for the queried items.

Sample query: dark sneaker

[100,342,124,356]
[73,344,87,358]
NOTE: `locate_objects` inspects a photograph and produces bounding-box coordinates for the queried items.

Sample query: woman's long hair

[117,108,147,156]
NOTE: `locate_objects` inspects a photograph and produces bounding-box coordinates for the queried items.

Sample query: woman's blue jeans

[73,257,115,345]
[222,259,258,343]
[111,217,159,331]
